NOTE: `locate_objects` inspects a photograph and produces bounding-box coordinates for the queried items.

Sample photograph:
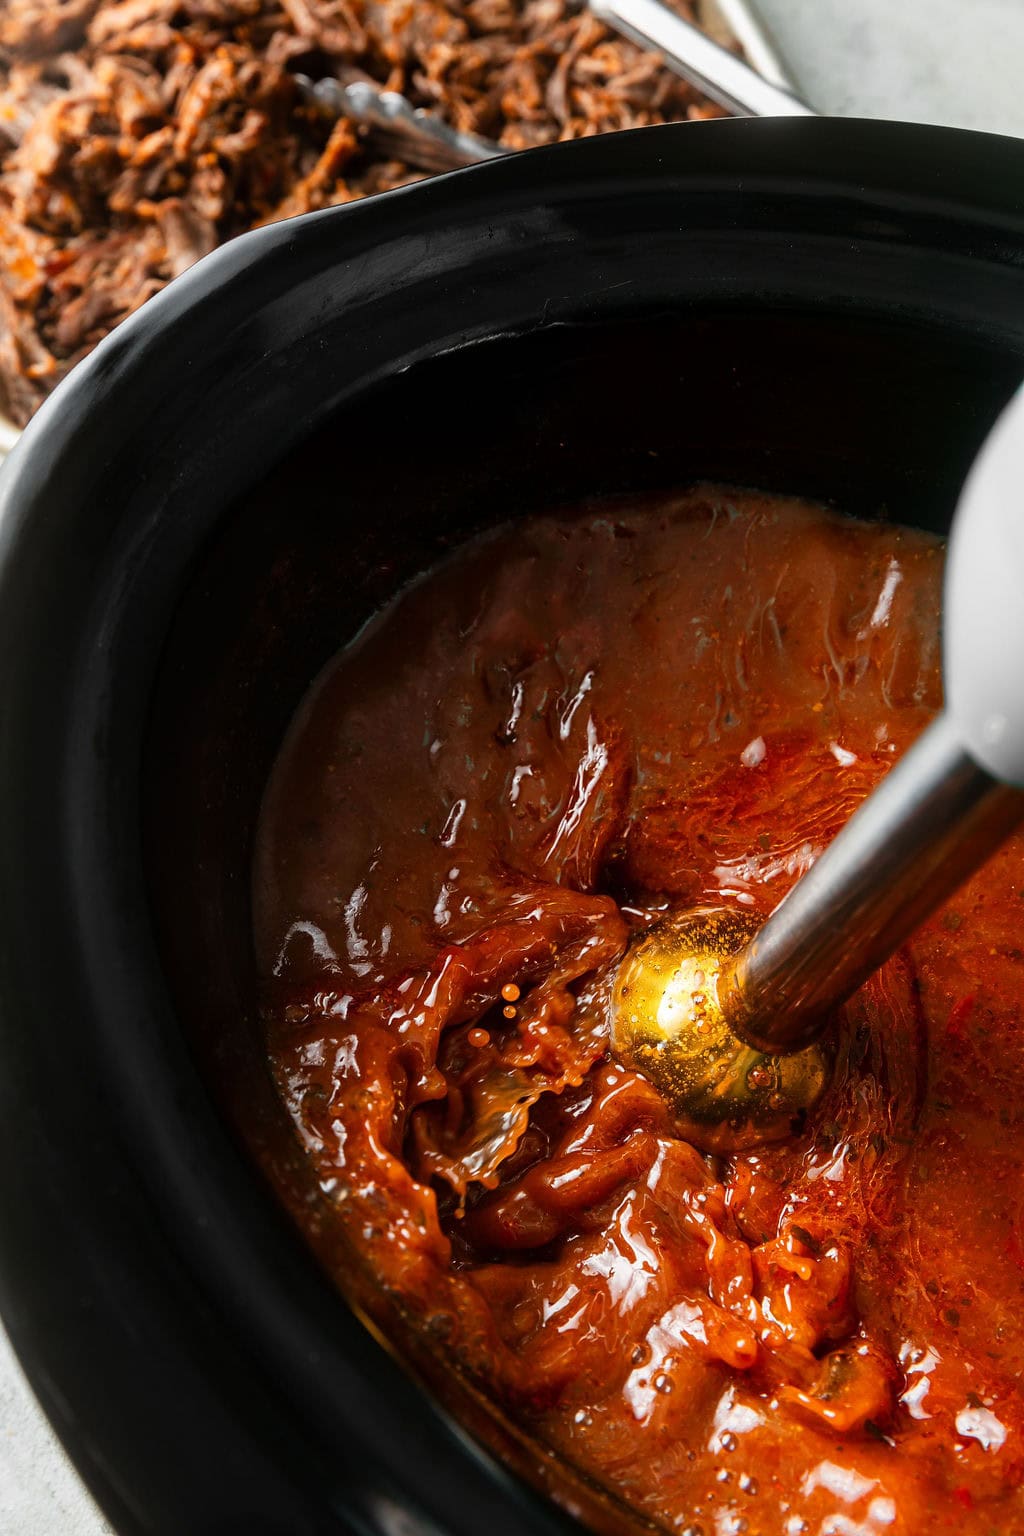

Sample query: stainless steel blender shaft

[718,713,1024,1053]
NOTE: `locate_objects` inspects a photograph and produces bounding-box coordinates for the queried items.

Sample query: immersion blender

[613,385,1024,1146]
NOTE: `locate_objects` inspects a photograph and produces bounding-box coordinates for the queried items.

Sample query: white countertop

[0,1328,113,1534]
[761,0,1024,137]
[3,3,1023,1531]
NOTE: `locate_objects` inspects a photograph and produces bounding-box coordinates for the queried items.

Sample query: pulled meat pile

[0,0,725,424]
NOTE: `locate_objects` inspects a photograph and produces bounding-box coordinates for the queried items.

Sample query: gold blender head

[611,907,829,1153]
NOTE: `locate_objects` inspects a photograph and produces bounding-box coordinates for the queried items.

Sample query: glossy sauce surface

[254,489,1024,1533]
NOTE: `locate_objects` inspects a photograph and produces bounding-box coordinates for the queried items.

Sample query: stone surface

[757,0,1024,135]
[2,3,1021,1531]
[0,1329,113,1534]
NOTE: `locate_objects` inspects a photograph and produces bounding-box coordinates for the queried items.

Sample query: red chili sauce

[254,489,1024,1534]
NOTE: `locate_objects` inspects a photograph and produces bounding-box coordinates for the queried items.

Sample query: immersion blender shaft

[719,713,1024,1054]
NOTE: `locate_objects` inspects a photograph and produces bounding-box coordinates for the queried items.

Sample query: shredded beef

[0,0,729,424]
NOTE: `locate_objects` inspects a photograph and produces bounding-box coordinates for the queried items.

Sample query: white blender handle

[945,384,1024,787]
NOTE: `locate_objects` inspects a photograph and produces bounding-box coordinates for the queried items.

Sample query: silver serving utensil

[296,76,506,173]
[590,0,815,117]
[707,0,799,93]
[297,4,812,177]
